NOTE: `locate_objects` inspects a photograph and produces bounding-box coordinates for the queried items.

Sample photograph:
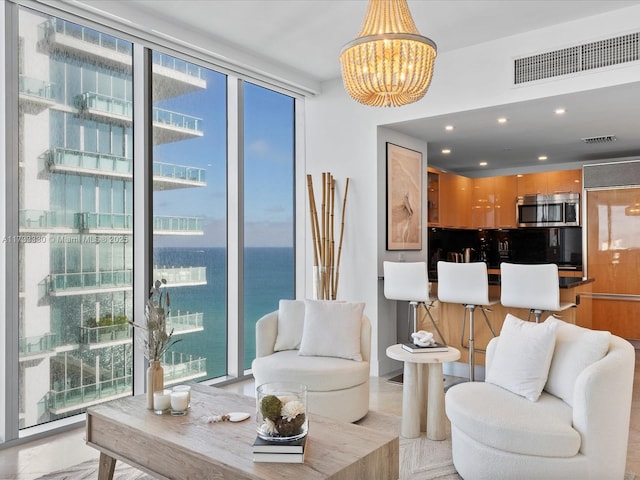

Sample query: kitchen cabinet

[441,173,472,228]
[471,177,495,228]
[494,175,518,227]
[427,170,440,225]
[517,169,582,197]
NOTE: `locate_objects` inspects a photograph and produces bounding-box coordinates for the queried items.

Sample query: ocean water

[154,247,294,378]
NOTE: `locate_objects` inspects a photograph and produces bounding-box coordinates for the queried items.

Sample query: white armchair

[252,300,371,423]
[445,317,635,480]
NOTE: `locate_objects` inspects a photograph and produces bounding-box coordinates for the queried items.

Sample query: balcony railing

[79,324,131,345]
[19,333,57,357]
[75,212,133,231]
[166,312,204,333]
[152,266,206,285]
[38,18,132,56]
[153,107,202,134]
[49,374,132,412]
[77,92,132,118]
[19,75,54,100]
[19,210,66,229]
[153,161,206,183]
[153,215,203,233]
[152,51,204,80]
[47,147,132,175]
[48,269,132,292]
[162,352,207,383]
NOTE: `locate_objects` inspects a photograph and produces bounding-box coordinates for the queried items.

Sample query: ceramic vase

[147,360,164,410]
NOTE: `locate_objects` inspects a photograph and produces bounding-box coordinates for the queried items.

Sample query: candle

[153,390,171,414]
[170,391,189,415]
[172,385,191,407]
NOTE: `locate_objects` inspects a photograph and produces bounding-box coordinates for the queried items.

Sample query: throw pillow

[485,313,559,401]
[273,299,306,351]
[298,299,365,361]
[543,316,611,406]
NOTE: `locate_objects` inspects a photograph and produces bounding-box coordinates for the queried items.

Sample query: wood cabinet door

[427,170,440,226]
[517,172,548,196]
[471,177,495,228]
[494,175,518,227]
[547,169,582,194]
[455,175,473,228]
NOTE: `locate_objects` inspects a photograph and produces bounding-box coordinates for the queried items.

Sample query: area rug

[35,410,460,480]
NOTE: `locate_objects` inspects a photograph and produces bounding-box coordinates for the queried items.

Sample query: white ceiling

[74,0,640,175]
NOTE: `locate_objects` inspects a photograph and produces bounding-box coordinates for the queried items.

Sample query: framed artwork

[386,143,422,251]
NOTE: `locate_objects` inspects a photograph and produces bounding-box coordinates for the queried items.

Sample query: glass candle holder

[170,391,189,416]
[153,389,172,414]
[256,382,308,441]
[172,385,191,408]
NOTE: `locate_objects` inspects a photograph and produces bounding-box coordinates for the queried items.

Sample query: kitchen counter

[428,273,594,289]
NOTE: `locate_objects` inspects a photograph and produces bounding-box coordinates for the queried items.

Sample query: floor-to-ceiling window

[151,52,228,382]
[4,3,297,441]
[243,82,295,369]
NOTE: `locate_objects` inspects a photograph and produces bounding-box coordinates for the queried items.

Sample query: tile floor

[0,350,638,480]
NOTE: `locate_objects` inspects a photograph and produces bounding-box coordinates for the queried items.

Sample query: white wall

[305,4,640,376]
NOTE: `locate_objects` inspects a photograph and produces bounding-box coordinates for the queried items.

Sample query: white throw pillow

[273,299,306,351]
[543,316,611,406]
[298,300,365,361]
[486,314,559,401]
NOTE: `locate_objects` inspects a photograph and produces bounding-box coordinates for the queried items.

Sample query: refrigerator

[586,186,640,341]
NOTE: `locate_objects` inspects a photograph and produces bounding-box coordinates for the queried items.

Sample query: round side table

[386,344,461,440]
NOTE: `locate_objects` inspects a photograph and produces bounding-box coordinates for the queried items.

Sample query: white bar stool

[383,261,446,345]
[500,262,576,323]
[436,261,498,381]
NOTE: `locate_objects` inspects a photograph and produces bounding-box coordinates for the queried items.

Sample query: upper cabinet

[427,168,472,228]
[517,169,582,197]
[494,175,518,228]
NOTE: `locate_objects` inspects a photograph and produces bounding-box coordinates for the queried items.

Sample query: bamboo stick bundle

[333,177,350,297]
[306,175,320,269]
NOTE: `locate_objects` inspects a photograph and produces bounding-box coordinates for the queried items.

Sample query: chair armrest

[255,311,278,358]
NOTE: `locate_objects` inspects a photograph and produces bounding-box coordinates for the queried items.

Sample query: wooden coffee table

[86,383,399,480]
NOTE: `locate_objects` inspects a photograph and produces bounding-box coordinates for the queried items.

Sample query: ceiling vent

[514,32,639,84]
[581,135,617,144]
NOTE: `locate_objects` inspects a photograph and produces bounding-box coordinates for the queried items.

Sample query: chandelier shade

[340,0,437,107]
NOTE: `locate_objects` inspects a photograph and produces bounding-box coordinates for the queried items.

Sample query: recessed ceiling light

[517,174,523,177]
[445,125,454,131]
[555,108,566,115]
[497,117,507,124]
[442,149,451,154]
[538,155,548,161]
[479,161,488,166]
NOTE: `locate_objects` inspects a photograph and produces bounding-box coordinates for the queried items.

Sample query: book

[252,435,307,453]
[402,342,449,353]
[252,451,305,463]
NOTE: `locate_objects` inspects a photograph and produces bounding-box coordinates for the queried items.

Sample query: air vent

[581,135,617,144]
[514,32,639,84]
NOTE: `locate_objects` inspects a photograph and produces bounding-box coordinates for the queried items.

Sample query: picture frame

[386,143,422,251]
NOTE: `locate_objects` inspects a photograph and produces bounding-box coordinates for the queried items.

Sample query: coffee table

[386,344,461,440]
[86,383,399,480]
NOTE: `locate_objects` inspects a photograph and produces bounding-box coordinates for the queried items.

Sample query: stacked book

[252,435,307,463]
[402,342,449,353]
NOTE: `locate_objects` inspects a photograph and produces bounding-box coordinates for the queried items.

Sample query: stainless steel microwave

[516,193,580,227]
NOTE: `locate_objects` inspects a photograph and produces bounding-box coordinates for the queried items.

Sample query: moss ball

[260,395,282,420]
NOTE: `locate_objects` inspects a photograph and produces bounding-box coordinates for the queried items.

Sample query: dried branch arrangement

[307,172,350,300]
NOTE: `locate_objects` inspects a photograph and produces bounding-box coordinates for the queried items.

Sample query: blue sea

[153,247,294,378]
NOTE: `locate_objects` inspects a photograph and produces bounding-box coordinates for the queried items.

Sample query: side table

[386,344,461,440]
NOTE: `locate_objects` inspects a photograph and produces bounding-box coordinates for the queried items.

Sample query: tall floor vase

[147,360,164,409]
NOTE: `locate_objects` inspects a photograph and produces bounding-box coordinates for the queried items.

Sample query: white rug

[35,410,459,480]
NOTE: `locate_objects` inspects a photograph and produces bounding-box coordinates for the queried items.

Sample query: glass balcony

[153,107,203,144]
[162,351,207,384]
[79,324,131,346]
[75,212,133,231]
[153,52,204,81]
[47,269,133,294]
[152,51,207,101]
[77,92,132,123]
[19,210,68,229]
[18,333,57,358]
[47,147,132,176]
[152,266,207,286]
[38,18,132,67]
[153,161,206,184]
[166,312,204,334]
[153,215,203,234]
[48,374,132,413]
[19,75,56,113]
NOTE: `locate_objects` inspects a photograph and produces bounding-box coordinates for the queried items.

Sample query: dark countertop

[428,272,594,289]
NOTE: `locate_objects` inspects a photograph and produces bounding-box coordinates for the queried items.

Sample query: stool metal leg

[420,301,447,345]
[467,305,476,382]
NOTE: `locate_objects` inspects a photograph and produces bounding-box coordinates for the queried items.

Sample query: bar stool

[383,261,446,345]
[500,262,576,323]
[437,261,498,381]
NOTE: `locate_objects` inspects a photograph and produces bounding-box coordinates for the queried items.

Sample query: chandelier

[339,0,437,107]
